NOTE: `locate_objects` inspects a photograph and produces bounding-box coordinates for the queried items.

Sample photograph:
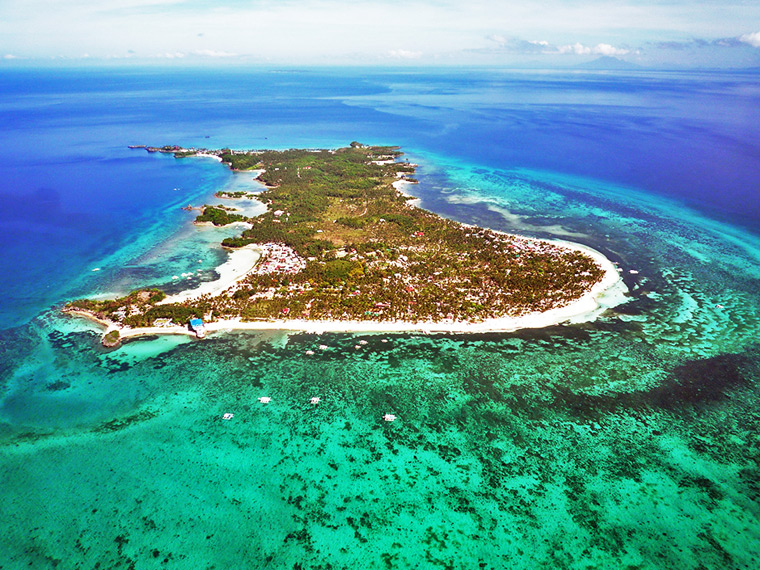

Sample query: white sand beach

[160,244,262,304]
[199,240,625,335]
[194,153,223,162]
[393,178,422,207]
[85,239,624,341]
[119,326,196,339]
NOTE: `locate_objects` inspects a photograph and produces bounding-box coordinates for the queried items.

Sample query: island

[65,143,622,344]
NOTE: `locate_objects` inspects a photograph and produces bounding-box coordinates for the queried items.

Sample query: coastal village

[66,143,607,344]
[252,243,307,276]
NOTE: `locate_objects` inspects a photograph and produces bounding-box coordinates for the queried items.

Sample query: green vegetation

[80,143,606,328]
[65,288,203,329]
[215,190,255,199]
[219,150,262,170]
[102,329,120,347]
[195,206,245,226]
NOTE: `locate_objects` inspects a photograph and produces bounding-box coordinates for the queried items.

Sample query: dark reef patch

[653,351,756,407]
[547,349,758,418]
[45,380,71,391]
[95,410,157,433]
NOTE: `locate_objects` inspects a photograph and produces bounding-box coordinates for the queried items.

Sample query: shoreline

[205,242,624,334]
[209,243,622,333]
[392,178,422,208]
[69,245,624,339]
[159,244,262,304]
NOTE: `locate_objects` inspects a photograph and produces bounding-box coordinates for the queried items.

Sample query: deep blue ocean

[1,67,760,569]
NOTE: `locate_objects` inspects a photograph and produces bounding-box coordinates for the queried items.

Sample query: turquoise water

[3,163,760,569]
[1,69,760,569]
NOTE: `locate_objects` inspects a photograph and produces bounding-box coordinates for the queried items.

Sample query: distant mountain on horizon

[575,56,641,70]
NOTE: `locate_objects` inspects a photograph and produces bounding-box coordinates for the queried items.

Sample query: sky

[1,0,760,68]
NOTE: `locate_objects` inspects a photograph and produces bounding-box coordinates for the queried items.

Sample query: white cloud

[387,49,423,59]
[478,36,551,54]
[154,52,186,59]
[192,49,238,58]
[739,31,760,48]
[557,42,629,56]
[486,34,507,45]
[593,43,630,56]
[557,43,584,55]
[481,36,630,57]
[0,0,758,66]
[3,54,19,59]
